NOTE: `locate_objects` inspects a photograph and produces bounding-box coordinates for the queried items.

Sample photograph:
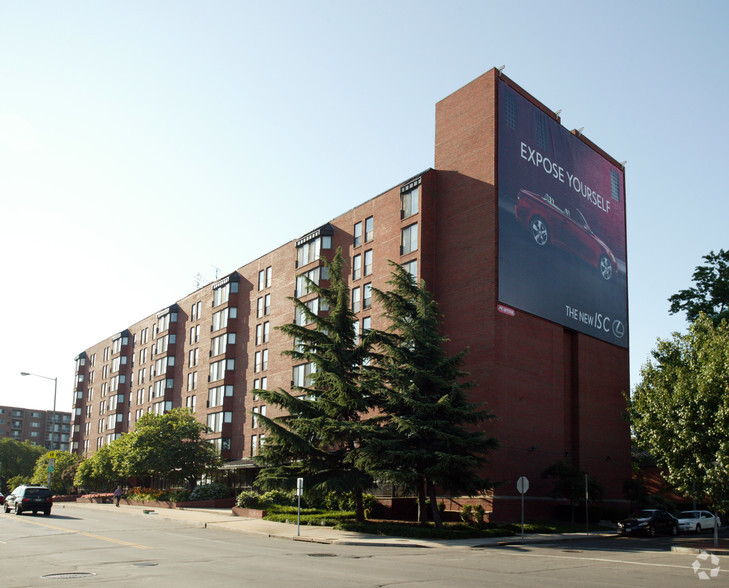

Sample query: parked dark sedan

[617,509,679,537]
[514,188,619,281]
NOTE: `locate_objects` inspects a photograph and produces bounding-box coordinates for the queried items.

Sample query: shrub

[263,489,296,507]
[473,504,485,524]
[170,489,192,502]
[189,483,231,501]
[236,490,264,509]
[460,504,473,523]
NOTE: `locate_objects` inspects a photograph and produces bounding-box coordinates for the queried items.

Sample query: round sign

[516,476,529,494]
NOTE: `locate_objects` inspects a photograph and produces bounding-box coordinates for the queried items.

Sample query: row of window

[353,216,374,247]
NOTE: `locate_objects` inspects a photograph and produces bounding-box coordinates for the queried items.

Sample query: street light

[20,372,57,451]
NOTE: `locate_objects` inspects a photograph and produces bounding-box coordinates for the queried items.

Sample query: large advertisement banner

[497,81,628,348]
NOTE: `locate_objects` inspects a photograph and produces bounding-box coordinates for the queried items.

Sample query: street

[0,504,726,587]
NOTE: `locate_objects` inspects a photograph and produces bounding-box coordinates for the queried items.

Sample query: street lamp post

[20,372,58,488]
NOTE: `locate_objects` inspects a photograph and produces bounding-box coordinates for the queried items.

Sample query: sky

[1,1,727,413]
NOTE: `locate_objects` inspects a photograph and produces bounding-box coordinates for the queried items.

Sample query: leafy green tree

[31,451,81,494]
[541,460,603,523]
[361,263,498,527]
[121,409,221,488]
[74,444,118,491]
[669,249,729,325]
[628,314,729,511]
[256,248,376,521]
[0,438,46,492]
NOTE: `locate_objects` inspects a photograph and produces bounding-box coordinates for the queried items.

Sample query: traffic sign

[517,476,529,494]
[48,451,58,459]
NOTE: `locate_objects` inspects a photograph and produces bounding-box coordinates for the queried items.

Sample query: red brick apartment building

[0,406,71,452]
[71,70,630,520]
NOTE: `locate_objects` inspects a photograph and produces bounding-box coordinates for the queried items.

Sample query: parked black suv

[3,485,53,516]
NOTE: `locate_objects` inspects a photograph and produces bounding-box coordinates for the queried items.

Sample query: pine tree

[363,263,498,527]
[255,248,376,521]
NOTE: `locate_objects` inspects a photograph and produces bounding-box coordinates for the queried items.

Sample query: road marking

[12,518,152,550]
[506,550,725,573]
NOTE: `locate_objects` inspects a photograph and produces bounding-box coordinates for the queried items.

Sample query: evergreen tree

[362,263,498,527]
[256,248,376,521]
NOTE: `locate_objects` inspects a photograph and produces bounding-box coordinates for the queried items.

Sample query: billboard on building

[497,81,628,348]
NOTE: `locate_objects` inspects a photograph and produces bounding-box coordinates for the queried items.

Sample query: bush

[189,483,231,501]
[473,504,485,524]
[460,504,473,523]
[236,490,264,509]
[170,489,192,502]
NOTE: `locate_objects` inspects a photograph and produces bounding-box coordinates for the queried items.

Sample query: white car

[677,510,721,533]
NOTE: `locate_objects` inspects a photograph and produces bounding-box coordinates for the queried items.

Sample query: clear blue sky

[2,1,727,412]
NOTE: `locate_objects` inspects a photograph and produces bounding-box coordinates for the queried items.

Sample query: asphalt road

[1,504,726,587]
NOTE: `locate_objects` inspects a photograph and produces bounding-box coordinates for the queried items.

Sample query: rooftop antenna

[194,273,208,288]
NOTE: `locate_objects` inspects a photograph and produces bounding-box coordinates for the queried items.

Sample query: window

[262,349,268,371]
[209,359,228,382]
[157,312,176,334]
[363,283,372,309]
[189,348,199,366]
[353,254,362,280]
[251,435,258,456]
[365,216,374,242]
[156,334,176,354]
[254,351,261,373]
[354,221,362,247]
[353,320,360,344]
[362,316,371,333]
[266,266,272,288]
[264,294,271,316]
[208,385,228,408]
[263,322,269,343]
[296,235,331,267]
[401,186,419,218]
[211,333,228,356]
[255,324,263,345]
[187,372,198,391]
[257,297,264,318]
[186,395,196,411]
[401,223,418,255]
[258,269,266,291]
[296,267,321,297]
[252,406,259,428]
[402,259,417,281]
[207,411,230,433]
[352,287,360,313]
[213,283,232,307]
[364,250,373,276]
[191,301,201,321]
[292,362,316,387]
[295,298,319,326]
[212,307,237,331]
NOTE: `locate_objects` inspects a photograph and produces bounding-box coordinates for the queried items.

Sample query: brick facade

[71,69,630,520]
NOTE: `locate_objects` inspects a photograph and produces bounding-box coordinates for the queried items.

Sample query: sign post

[296,478,304,537]
[516,476,529,539]
[47,453,57,488]
[585,473,589,535]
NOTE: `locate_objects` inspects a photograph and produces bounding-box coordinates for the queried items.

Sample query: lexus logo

[612,320,625,339]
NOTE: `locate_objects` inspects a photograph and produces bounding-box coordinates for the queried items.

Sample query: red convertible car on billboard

[514,189,619,281]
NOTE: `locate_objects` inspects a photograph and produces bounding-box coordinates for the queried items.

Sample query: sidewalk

[63,502,616,549]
